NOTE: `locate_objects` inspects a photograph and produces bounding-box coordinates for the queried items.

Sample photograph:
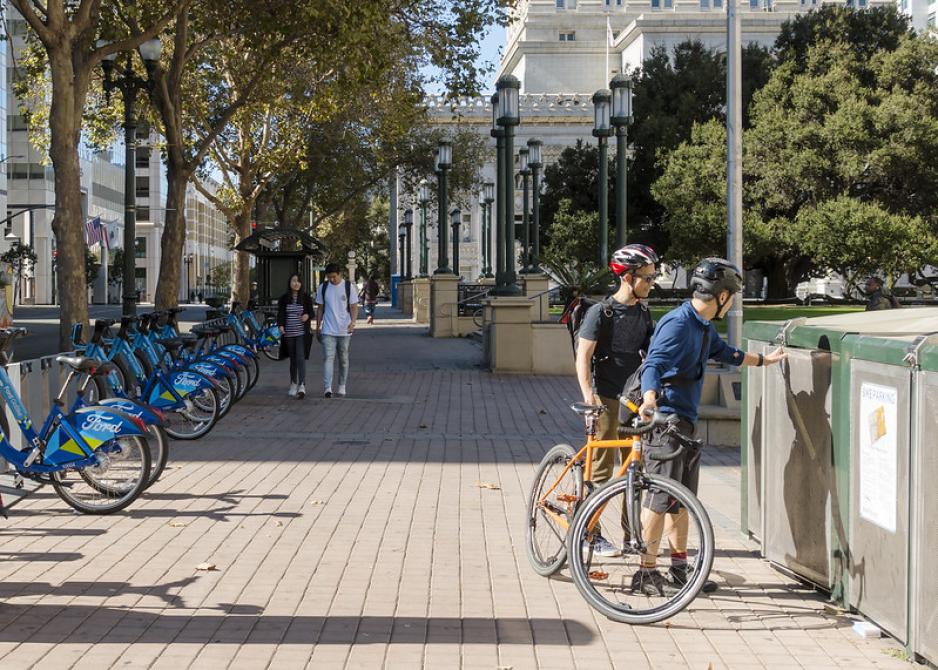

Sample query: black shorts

[643,416,701,514]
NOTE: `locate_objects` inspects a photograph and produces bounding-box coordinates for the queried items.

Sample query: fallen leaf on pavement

[195,562,217,571]
[418,423,428,429]
[309,499,326,506]
[273,520,283,527]
[168,521,187,528]
[477,482,501,490]
[538,409,547,415]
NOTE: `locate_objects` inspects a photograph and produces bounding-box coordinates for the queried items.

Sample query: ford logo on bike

[81,412,122,434]
[174,372,201,389]
[107,401,143,419]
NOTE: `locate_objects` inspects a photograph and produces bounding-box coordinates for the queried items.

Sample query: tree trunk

[154,166,189,309]
[48,51,89,351]
[230,210,252,306]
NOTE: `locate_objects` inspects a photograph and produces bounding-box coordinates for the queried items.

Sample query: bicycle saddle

[155,338,185,351]
[56,355,115,374]
[94,319,117,328]
[570,401,606,416]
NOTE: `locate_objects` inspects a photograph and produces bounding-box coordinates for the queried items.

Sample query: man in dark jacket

[635,258,786,596]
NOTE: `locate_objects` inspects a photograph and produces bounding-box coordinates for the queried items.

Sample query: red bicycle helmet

[609,244,659,277]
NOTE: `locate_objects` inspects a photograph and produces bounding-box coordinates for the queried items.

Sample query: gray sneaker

[583,534,622,558]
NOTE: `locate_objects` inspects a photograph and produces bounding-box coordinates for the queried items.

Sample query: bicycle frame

[537,415,642,534]
[0,365,143,474]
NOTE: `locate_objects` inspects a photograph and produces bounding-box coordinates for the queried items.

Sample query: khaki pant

[589,394,630,542]
[590,394,629,484]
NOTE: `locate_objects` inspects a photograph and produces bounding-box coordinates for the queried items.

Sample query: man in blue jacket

[634,258,785,596]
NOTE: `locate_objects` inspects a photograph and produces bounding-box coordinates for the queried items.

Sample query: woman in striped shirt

[276,274,315,399]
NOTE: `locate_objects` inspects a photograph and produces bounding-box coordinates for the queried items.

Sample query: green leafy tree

[654,32,938,297]
[539,141,614,246]
[8,0,184,349]
[540,199,604,270]
[774,5,911,78]
[628,41,773,251]
[0,242,38,306]
[84,249,100,288]
[790,197,937,293]
[109,248,124,288]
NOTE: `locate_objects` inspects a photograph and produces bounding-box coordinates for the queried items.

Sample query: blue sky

[422,23,505,96]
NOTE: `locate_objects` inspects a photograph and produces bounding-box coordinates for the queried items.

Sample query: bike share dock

[742,308,938,665]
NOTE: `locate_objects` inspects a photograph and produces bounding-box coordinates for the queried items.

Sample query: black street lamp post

[184,253,193,300]
[491,94,506,288]
[450,208,461,278]
[418,179,430,277]
[592,89,612,267]
[527,139,543,273]
[99,37,161,317]
[482,182,495,278]
[403,208,414,279]
[495,75,521,295]
[434,140,453,274]
[398,229,406,283]
[518,147,530,273]
[610,74,634,249]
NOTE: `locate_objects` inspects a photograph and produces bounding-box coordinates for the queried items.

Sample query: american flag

[84,216,108,249]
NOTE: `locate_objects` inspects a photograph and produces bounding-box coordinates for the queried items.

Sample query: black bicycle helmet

[609,244,659,277]
[690,257,743,297]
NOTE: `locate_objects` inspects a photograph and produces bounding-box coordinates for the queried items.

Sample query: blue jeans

[322,335,351,391]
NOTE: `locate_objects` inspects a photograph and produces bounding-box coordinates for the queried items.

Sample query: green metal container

[742,308,938,607]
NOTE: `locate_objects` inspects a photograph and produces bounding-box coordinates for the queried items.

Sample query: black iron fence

[457,284,492,317]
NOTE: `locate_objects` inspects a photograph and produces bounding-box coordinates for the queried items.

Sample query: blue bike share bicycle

[0,328,150,515]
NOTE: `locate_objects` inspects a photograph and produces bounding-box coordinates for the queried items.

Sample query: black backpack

[618,330,711,426]
[320,278,352,314]
[561,296,615,358]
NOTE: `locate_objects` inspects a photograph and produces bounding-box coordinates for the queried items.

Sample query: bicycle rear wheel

[567,472,714,625]
[525,444,583,577]
[52,435,150,514]
[163,384,219,440]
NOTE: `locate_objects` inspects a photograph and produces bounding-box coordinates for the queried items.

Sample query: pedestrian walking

[361,275,380,324]
[277,274,314,399]
[315,263,359,398]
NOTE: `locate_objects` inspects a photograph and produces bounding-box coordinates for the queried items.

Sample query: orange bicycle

[525,401,715,624]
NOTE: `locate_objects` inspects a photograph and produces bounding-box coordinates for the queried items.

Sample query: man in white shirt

[315,263,360,397]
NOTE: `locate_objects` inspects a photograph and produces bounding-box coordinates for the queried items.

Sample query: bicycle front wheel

[163,384,219,440]
[525,443,583,577]
[567,472,714,625]
[52,435,150,514]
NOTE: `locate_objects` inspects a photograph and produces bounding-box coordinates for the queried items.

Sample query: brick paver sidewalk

[0,311,920,669]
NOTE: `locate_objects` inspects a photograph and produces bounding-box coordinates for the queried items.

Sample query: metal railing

[457,284,492,317]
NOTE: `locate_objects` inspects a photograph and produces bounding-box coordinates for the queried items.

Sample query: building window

[714,0,722,6]
[701,0,709,7]
[135,149,149,168]
[559,31,576,41]
[135,176,149,199]
[651,0,660,8]
[928,11,936,26]
[556,0,564,7]
[664,0,673,7]
[136,206,149,222]
[134,237,147,259]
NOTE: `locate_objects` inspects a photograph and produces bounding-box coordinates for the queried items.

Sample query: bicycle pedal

[588,570,609,580]
[556,493,578,503]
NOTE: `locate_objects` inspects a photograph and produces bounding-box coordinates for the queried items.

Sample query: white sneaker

[337,385,346,397]
[583,534,622,558]
[296,383,305,399]
[288,383,297,397]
